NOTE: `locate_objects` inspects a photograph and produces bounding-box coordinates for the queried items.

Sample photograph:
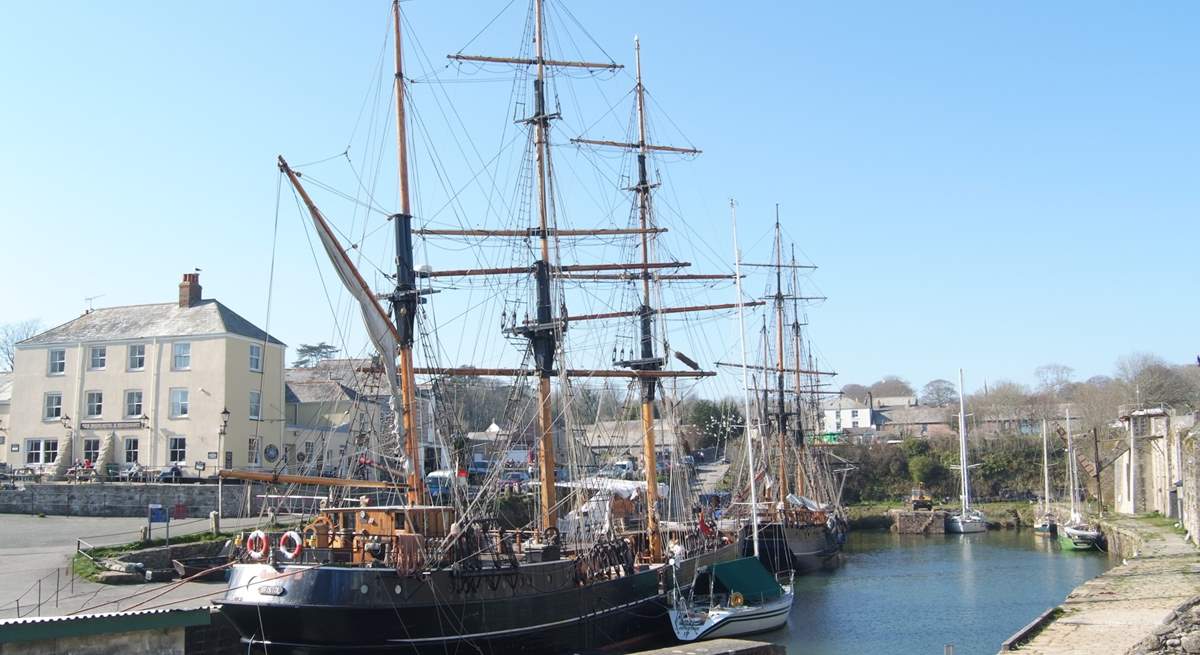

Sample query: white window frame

[24,438,58,465]
[169,388,189,418]
[125,390,143,419]
[48,349,66,376]
[172,343,191,371]
[249,390,261,421]
[127,344,146,371]
[82,438,100,463]
[124,437,139,464]
[85,391,103,418]
[168,436,186,464]
[43,392,63,420]
[249,344,262,372]
[89,346,106,370]
[248,437,260,465]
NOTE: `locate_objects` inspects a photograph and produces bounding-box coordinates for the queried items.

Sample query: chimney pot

[179,273,202,308]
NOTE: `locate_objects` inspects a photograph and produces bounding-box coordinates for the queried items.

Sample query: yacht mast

[1041,418,1051,514]
[1066,407,1077,519]
[732,200,760,557]
[390,0,423,503]
[958,368,970,515]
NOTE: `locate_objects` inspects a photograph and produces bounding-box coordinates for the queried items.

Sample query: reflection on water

[756,530,1112,655]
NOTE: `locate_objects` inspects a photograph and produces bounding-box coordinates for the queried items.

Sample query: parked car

[426,470,464,505]
[500,471,531,492]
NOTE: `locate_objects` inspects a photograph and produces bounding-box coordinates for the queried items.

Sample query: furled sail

[289,158,409,472]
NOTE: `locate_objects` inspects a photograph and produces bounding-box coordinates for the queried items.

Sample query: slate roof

[19,300,283,346]
[820,397,869,410]
[876,405,952,425]
[582,420,698,449]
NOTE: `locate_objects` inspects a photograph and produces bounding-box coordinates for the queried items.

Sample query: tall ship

[721,213,848,573]
[214,1,744,652]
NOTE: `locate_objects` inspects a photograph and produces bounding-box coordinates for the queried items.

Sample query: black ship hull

[745,521,843,573]
[216,543,737,654]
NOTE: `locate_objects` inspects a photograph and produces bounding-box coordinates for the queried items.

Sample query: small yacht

[669,557,794,641]
[947,369,987,534]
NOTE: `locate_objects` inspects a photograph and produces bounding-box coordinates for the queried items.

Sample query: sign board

[207,451,218,460]
[81,420,143,430]
[194,461,206,472]
[148,503,168,523]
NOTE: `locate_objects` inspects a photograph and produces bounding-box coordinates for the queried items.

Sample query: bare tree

[0,319,41,371]
[919,379,958,406]
[1034,363,1075,399]
[1116,352,1196,407]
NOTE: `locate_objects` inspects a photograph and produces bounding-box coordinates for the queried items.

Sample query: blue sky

[1,1,1195,398]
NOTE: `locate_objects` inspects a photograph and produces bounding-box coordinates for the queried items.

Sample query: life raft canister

[246,530,269,560]
[278,530,303,561]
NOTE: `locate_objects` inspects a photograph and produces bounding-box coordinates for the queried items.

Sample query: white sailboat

[947,369,987,534]
[1034,418,1058,535]
[1059,409,1103,550]
[667,201,794,642]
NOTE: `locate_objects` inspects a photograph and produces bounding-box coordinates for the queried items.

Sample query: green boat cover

[705,557,782,601]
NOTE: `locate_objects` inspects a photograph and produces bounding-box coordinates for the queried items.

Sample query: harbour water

[756,529,1114,655]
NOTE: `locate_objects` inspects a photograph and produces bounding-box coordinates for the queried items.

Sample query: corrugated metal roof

[0,606,211,644]
[18,300,283,346]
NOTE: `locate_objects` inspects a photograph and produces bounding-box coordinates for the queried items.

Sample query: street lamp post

[60,415,73,476]
[218,407,230,472]
[217,407,230,519]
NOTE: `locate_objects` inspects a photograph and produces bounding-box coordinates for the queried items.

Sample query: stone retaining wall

[0,482,264,518]
[890,509,947,534]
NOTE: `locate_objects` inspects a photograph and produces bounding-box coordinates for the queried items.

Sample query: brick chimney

[178,273,202,308]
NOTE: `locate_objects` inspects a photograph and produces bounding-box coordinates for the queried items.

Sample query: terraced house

[5,273,285,476]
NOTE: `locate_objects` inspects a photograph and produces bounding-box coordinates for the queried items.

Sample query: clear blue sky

[1,1,1195,397]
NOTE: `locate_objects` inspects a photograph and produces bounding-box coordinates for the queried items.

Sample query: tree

[292,342,339,368]
[920,379,958,406]
[908,455,945,486]
[1116,353,1197,408]
[1034,364,1075,399]
[869,375,914,398]
[685,397,744,448]
[0,319,41,371]
[840,384,870,404]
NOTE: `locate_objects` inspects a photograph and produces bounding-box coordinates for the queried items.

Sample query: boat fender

[730,592,744,608]
[246,530,269,561]
[278,530,303,561]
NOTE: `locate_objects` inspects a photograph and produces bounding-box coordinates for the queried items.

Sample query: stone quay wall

[0,482,265,519]
[890,509,947,534]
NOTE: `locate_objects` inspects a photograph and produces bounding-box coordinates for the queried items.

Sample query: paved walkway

[1014,516,1200,654]
[694,461,730,492]
[0,514,263,620]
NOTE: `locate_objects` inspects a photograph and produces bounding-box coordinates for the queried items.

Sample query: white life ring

[246,530,269,560]
[278,530,303,561]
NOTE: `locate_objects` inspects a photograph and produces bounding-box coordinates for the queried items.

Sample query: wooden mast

[391,0,424,505]
[789,244,806,497]
[529,0,559,531]
[631,37,663,563]
[771,210,789,506]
